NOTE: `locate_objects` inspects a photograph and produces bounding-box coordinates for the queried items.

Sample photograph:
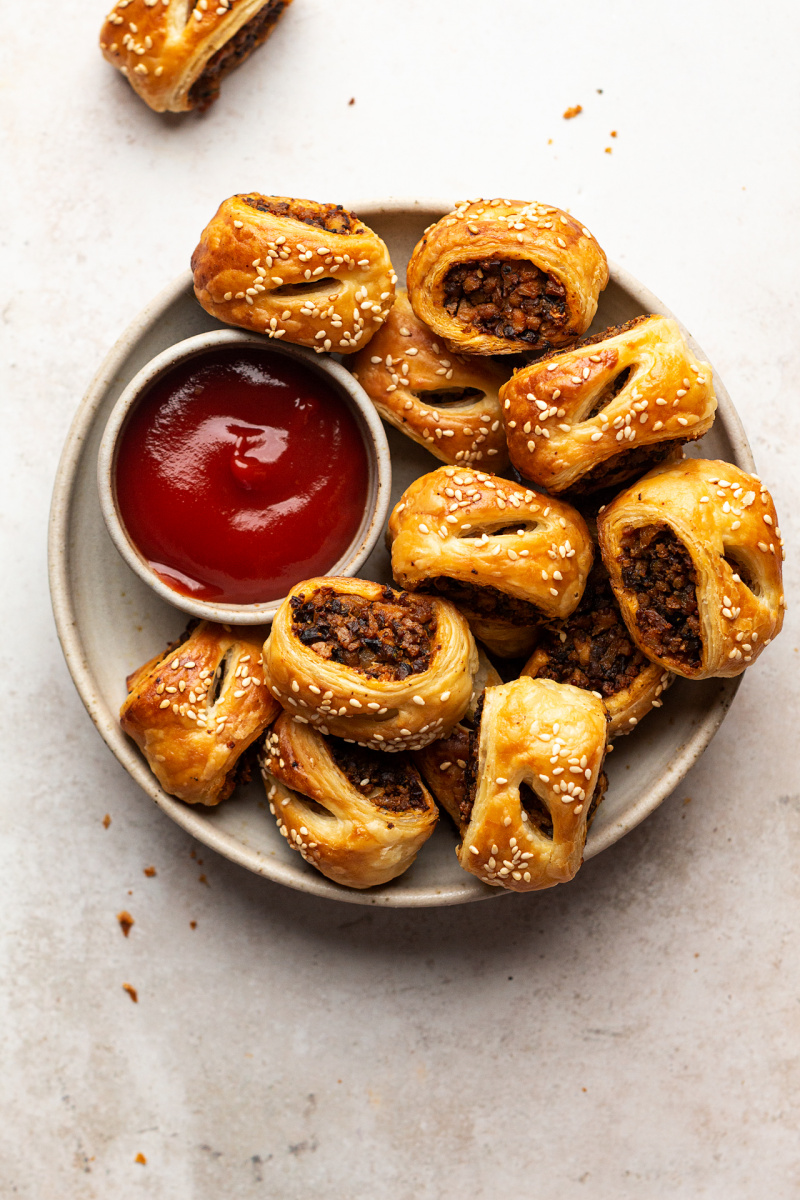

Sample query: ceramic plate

[49,201,752,907]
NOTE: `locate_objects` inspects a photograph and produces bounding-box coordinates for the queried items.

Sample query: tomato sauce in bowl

[114,346,370,605]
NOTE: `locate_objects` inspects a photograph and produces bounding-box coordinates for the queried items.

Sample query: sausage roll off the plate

[262,577,479,751]
[421,679,608,892]
[100,0,292,113]
[260,714,438,889]
[192,195,396,353]
[406,199,608,356]
[351,291,509,468]
[120,622,279,805]
[388,466,594,658]
[522,560,673,737]
[499,316,717,495]
[598,459,786,679]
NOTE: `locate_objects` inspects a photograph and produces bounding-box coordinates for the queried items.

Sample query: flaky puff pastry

[351,291,509,467]
[521,561,673,738]
[499,316,717,495]
[388,466,594,658]
[120,622,279,805]
[260,714,438,889]
[191,195,396,354]
[406,199,608,356]
[597,459,786,679]
[420,679,608,891]
[262,577,478,752]
[100,0,291,113]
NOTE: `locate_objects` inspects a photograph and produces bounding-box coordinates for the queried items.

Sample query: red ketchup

[115,347,369,604]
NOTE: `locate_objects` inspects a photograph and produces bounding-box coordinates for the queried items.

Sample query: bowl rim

[96,327,393,623]
[49,198,753,907]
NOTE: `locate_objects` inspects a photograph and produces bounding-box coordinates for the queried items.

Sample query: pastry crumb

[143,866,156,877]
[563,104,582,119]
[605,147,612,154]
[610,130,618,137]
[102,814,111,829]
[198,874,209,886]
[122,983,138,1003]
[135,1153,147,1165]
[117,911,134,937]
[190,920,197,930]
[348,97,355,106]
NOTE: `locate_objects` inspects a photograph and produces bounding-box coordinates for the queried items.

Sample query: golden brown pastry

[100,0,292,113]
[521,560,673,737]
[406,199,608,356]
[388,466,594,657]
[499,316,717,494]
[418,678,608,892]
[597,459,786,679]
[191,195,396,353]
[262,577,479,751]
[350,290,509,467]
[260,713,438,889]
[120,622,279,805]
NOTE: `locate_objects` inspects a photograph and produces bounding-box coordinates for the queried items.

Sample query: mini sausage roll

[120,622,279,805]
[521,560,673,737]
[260,714,438,889]
[262,577,478,751]
[350,290,509,468]
[406,199,608,356]
[388,466,594,658]
[597,459,786,679]
[499,316,717,494]
[419,679,608,892]
[100,0,292,113]
[191,195,396,354]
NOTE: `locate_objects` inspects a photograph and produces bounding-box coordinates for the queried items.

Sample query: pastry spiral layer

[351,290,509,467]
[100,0,292,113]
[406,199,608,356]
[262,577,478,751]
[499,316,717,494]
[192,195,396,353]
[260,714,438,889]
[388,466,594,657]
[120,621,278,805]
[597,459,785,679]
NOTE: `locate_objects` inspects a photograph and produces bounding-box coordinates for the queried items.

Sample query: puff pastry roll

[499,316,717,494]
[100,0,292,113]
[597,459,785,679]
[262,577,478,751]
[419,679,608,891]
[521,560,672,737]
[350,290,509,468]
[192,195,396,353]
[388,466,594,658]
[120,621,278,805]
[406,199,608,356]
[260,713,438,889]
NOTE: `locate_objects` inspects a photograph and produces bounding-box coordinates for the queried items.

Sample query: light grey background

[1,1,798,1195]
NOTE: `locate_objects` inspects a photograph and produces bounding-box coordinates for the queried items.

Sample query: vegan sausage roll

[598,459,786,679]
[191,195,396,353]
[262,577,478,751]
[406,199,608,356]
[260,714,438,889]
[419,678,608,892]
[351,290,509,467]
[499,316,717,494]
[388,466,594,658]
[100,0,292,113]
[120,621,279,805]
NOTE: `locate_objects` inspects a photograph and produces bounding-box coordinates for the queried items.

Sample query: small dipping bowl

[97,329,392,624]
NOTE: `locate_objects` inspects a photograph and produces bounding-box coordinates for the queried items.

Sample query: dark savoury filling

[427,576,541,624]
[188,0,288,110]
[329,741,428,812]
[566,442,677,496]
[619,524,702,667]
[241,193,362,235]
[442,258,567,349]
[290,587,437,681]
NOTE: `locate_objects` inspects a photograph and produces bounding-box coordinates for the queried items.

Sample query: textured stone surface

[1,0,799,1195]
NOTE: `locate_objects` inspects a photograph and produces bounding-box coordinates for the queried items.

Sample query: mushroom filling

[188,1,288,110]
[619,524,702,667]
[241,194,362,235]
[426,576,541,625]
[566,442,678,495]
[290,587,436,681]
[328,741,428,812]
[442,258,567,347]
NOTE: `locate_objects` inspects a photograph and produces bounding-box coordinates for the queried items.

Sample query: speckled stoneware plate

[49,200,752,908]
